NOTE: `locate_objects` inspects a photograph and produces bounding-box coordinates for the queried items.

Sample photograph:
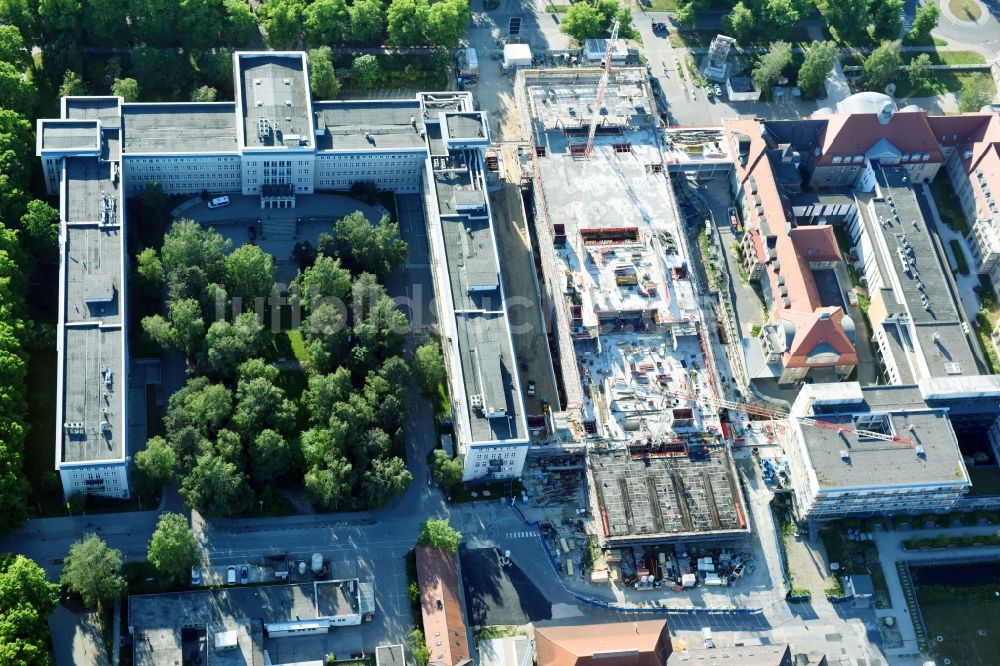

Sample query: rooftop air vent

[915,445,926,458]
[283,78,291,85]
[840,449,850,461]
[254,78,262,85]
[285,99,293,106]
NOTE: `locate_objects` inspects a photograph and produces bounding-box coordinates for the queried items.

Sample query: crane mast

[583,18,619,159]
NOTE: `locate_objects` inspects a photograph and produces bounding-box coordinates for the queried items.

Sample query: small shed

[845,574,875,599]
[582,39,628,63]
[503,44,532,70]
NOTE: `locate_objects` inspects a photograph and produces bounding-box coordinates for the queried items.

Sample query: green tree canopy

[959,75,994,113]
[224,0,258,45]
[869,0,903,41]
[308,47,342,100]
[61,534,125,608]
[234,375,297,435]
[0,62,36,115]
[260,0,305,48]
[0,555,58,664]
[351,54,380,89]
[331,212,408,277]
[224,243,276,307]
[797,40,838,96]
[304,458,353,510]
[907,53,932,92]
[362,455,411,507]
[302,368,353,426]
[147,513,198,585]
[39,0,82,40]
[823,0,868,44]
[162,219,231,288]
[908,2,939,41]
[131,0,179,45]
[417,517,462,551]
[752,41,792,93]
[0,0,36,43]
[179,0,226,52]
[19,200,59,265]
[348,0,384,44]
[137,248,164,294]
[431,449,463,488]
[192,85,218,102]
[723,2,755,44]
[0,24,30,69]
[135,435,177,491]
[111,77,140,102]
[204,313,267,379]
[412,340,445,396]
[57,69,85,98]
[304,0,349,46]
[142,297,205,360]
[560,3,603,42]
[386,0,429,46]
[181,454,253,515]
[250,429,291,485]
[760,0,799,41]
[425,0,470,48]
[863,40,902,91]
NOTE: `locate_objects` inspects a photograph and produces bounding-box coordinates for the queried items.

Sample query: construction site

[511,57,749,550]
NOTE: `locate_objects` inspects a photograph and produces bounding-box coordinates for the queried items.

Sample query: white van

[227,566,237,585]
[701,627,714,648]
[207,196,230,209]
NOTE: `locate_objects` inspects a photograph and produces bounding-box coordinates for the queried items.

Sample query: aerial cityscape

[2,0,1000,665]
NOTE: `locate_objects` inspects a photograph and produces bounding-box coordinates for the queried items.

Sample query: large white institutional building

[37,51,528,498]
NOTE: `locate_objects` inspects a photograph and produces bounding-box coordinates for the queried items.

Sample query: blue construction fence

[510,502,765,618]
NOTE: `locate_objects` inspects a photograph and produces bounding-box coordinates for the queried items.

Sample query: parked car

[207,195,230,209]
[240,566,249,584]
[527,380,536,397]
[227,566,236,585]
[190,567,201,586]
[714,84,723,97]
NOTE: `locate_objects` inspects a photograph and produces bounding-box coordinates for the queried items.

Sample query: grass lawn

[950,239,970,274]
[949,0,983,21]
[917,585,1000,665]
[967,466,1000,496]
[894,71,996,100]
[283,330,308,362]
[448,479,523,504]
[634,0,678,9]
[545,1,574,11]
[820,529,891,608]
[929,177,971,236]
[146,384,165,439]
[975,311,1000,373]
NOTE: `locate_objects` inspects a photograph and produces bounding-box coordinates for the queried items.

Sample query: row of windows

[320,153,422,160]
[130,157,237,163]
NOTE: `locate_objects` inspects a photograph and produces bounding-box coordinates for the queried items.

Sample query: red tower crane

[583,18,620,159]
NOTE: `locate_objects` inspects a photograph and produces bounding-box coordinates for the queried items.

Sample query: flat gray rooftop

[122,103,239,154]
[376,645,406,666]
[869,169,958,325]
[239,54,311,149]
[445,112,486,140]
[41,120,99,152]
[590,448,748,544]
[314,100,426,151]
[455,311,524,442]
[434,161,486,215]
[421,92,466,119]
[62,324,123,463]
[64,158,119,225]
[129,582,358,666]
[441,215,499,310]
[800,406,965,489]
[65,225,122,325]
[65,97,121,127]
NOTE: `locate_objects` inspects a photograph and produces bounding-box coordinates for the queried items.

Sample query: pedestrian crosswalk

[505,531,537,539]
